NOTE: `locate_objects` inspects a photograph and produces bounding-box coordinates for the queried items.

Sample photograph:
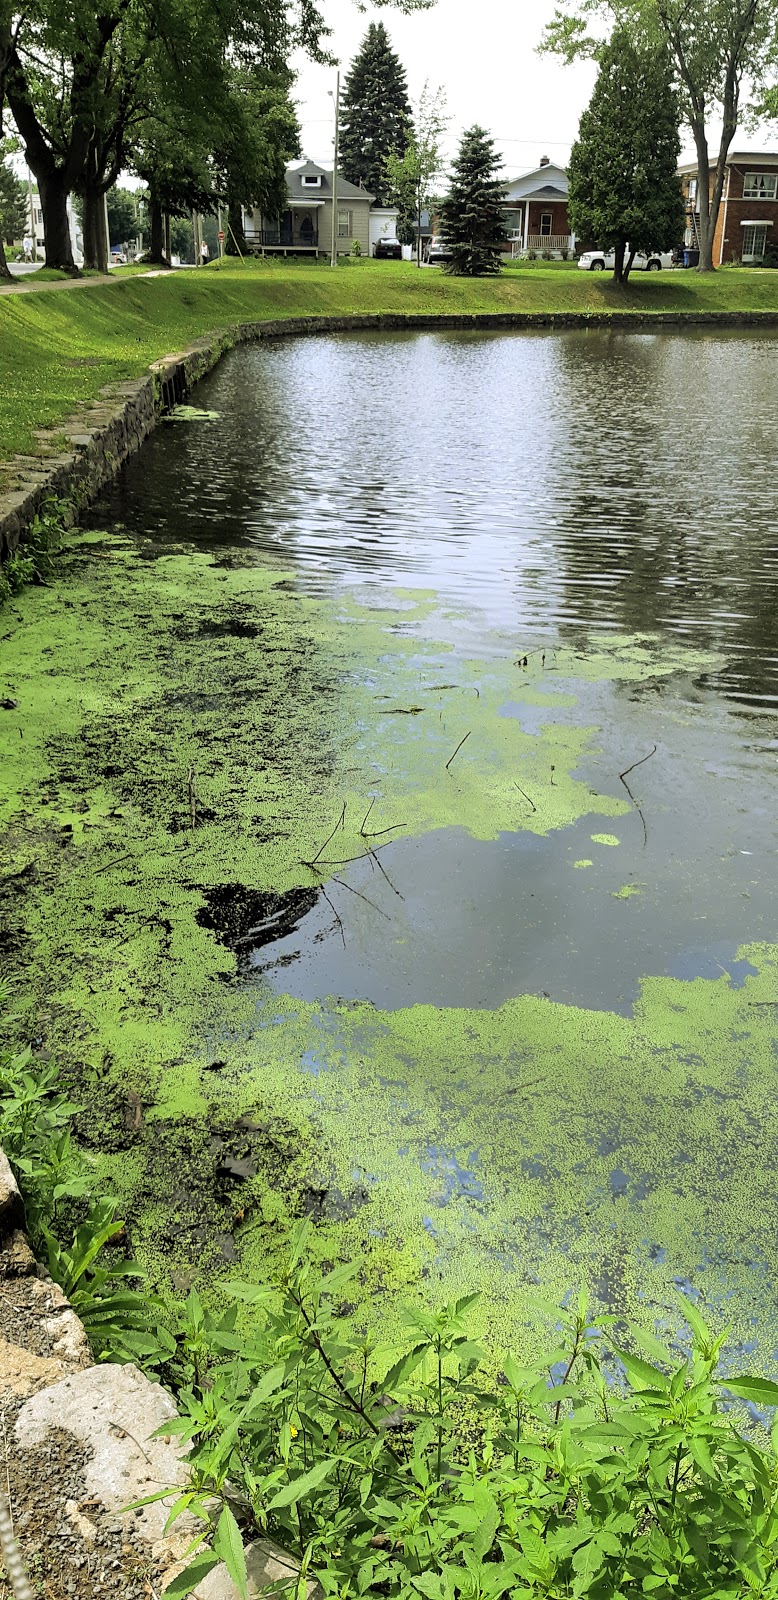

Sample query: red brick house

[678,151,778,264]
[501,157,574,257]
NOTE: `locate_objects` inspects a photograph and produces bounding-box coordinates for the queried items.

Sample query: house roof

[286,160,375,203]
[503,162,569,200]
[678,150,778,173]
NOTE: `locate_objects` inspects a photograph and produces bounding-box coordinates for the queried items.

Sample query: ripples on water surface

[105,328,778,715]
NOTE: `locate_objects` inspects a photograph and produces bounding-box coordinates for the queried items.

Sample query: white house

[501,158,575,258]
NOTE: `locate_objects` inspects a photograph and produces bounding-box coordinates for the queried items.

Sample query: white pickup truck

[578,247,673,272]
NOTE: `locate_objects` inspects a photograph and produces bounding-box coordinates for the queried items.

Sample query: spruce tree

[439,126,507,276]
[0,159,27,245]
[568,30,684,283]
[339,24,411,204]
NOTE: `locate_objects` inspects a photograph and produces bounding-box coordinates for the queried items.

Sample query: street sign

[217,231,225,241]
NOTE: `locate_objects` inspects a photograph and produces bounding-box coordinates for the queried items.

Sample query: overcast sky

[291,0,772,179]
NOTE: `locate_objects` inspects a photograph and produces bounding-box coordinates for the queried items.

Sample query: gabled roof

[286,160,375,203]
[503,161,569,201]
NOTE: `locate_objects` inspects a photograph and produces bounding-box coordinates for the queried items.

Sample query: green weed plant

[0,494,69,605]
[142,1220,778,1600]
[0,977,163,1360]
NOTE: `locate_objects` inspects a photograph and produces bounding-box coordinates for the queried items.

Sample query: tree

[568,30,683,282]
[439,125,507,276]
[339,23,410,203]
[2,0,322,272]
[107,185,139,248]
[542,0,778,271]
[0,155,25,243]
[385,82,447,265]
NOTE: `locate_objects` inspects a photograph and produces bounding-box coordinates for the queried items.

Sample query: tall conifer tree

[339,24,411,203]
[439,125,507,276]
[567,30,684,283]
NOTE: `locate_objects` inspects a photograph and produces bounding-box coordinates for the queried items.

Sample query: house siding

[681,154,778,264]
[319,200,372,257]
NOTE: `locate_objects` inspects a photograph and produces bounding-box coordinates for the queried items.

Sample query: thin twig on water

[187,765,197,830]
[307,803,346,867]
[320,885,346,948]
[514,782,537,814]
[332,876,391,920]
[445,731,471,772]
[367,845,404,900]
[618,745,657,849]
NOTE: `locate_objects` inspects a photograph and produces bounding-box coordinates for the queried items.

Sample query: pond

[3,326,778,1357]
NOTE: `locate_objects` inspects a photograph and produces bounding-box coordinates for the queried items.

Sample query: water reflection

[93,327,778,718]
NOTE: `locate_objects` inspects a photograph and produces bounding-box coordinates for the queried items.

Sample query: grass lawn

[1,256,777,465]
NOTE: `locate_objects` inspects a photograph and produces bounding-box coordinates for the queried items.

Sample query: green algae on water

[3,531,767,1358]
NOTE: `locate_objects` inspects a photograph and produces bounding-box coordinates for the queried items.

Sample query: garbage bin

[683,247,700,268]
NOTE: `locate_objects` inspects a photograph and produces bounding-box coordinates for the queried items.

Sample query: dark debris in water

[196,882,319,965]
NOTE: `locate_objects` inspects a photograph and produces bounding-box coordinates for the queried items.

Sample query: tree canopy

[440,125,507,276]
[568,29,684,281]
[385,84,447,262]
[0,154,25,244]
[542,0,778,270]
[339,23,411,203]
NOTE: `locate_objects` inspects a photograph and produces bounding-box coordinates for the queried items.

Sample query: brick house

[501,157,574,258]
[678,151,778,265]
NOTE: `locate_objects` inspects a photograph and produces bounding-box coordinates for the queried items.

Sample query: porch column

[522,202,529,252]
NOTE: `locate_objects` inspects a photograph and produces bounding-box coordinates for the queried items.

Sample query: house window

[35,208,43,223]
[539,212,553,237]
[688,177,698,205]
[302,174,321,187]
[337,209,352,237]
[502,211,521,236]
[742,223,768,259]
[743,172,777,200]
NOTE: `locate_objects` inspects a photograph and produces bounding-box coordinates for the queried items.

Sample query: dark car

[374,238,402,260]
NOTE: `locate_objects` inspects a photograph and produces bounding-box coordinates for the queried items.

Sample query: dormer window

[302,174,322,188]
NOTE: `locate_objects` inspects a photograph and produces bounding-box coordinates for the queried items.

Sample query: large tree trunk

[691,125,715,272]
[147,193,169,266]
[225,195,246,256]
[37,168,77,271]
[0,234,11,281]
[612,238,627,284]
[82,182,108,272]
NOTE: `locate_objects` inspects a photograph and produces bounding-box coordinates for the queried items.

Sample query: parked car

[110,249,127,265]
[578,247,673,272]
[426,235,453,264]
[373,237,402,260]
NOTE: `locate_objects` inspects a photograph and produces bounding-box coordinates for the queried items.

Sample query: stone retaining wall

[3,307,778,565]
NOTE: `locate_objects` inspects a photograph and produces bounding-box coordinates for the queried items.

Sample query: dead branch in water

[332,875,391,920]
[187,765,197,830]
[320,884,346,948]
[445,731,471,772]
[367,845,405,900]
[514,782,537,814]
[618,745,657,849]
[306,803,347,867]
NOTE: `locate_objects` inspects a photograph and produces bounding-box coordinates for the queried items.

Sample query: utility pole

[330,69,340,268]
[26,168,38,262]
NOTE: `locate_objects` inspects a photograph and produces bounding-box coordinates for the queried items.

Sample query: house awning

[740,218,773,225]
[289,199,325,208]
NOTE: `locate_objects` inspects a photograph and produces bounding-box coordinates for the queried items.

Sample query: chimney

[540,155,550,167]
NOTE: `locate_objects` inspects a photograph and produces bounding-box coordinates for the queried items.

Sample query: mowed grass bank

[2,257,778,462]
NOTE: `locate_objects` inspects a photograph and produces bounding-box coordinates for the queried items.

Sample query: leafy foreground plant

[0,978,164,1361]
[0,495,71,606]
[144,1220,778,1600]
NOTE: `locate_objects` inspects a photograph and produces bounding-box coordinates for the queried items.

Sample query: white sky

[291,0,775,179]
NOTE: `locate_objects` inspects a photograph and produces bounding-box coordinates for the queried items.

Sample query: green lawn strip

[1,259,778,463]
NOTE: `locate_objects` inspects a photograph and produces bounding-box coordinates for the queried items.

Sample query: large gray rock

[0,1147,24,1235]
[14,1362,317,1597]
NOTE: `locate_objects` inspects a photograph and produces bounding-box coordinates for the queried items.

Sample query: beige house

[243,160,376,258]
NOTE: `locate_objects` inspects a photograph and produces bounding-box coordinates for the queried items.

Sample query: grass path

[1,257,777,464]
